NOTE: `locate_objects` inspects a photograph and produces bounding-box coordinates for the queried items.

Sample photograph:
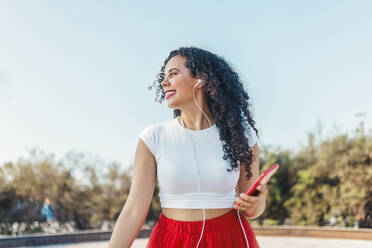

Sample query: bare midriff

[162,207,233,221]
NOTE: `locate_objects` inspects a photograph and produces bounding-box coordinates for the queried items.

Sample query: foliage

[1,124,371,235]
[0,150,133,232]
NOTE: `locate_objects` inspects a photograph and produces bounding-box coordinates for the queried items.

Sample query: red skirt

[146,208,260,248]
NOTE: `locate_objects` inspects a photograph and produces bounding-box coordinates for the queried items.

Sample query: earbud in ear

[194,79,202,88]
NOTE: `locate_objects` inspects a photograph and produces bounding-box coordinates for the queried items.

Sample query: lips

[165,90,176,99]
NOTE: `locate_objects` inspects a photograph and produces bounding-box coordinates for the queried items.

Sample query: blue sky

[0,0,371,171]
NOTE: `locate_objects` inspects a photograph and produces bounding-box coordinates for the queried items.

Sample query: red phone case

[237,163,280,206]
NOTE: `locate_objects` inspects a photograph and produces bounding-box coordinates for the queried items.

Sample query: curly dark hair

[147,46,259,180]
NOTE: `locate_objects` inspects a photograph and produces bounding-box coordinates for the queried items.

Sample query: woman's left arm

[234,143,268,219]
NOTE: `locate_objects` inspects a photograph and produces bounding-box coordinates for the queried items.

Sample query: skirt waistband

[158,208,246,235]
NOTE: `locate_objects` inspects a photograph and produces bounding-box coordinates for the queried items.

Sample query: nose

[161,77,169,88]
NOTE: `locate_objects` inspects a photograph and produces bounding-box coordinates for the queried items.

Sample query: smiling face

[161,55,199,109]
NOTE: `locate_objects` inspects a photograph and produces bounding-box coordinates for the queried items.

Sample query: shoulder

[138,119,174,156]
[139,119,174,136]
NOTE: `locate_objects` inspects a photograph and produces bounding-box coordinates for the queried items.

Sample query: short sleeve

[245,124,259,148]
[138,125,157,157]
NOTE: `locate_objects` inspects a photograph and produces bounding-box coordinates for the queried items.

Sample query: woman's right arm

[108,138,157,248]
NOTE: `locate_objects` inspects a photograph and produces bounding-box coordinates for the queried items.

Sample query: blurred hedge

[1,125,371,235]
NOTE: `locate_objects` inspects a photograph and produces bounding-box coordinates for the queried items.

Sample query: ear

[195,73,208,88]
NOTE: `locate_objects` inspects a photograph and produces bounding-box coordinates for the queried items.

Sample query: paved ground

[25,236,372,248]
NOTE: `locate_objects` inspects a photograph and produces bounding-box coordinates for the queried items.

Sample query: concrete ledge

[0,230,149,248]
[253,226,372,240]
[0,226,371,247]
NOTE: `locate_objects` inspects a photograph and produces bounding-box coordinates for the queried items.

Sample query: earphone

[179,78,250,248]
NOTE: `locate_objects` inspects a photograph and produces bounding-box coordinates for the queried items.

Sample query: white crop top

[138,117,259,209]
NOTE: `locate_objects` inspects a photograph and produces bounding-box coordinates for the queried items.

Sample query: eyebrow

[165,68,179,75]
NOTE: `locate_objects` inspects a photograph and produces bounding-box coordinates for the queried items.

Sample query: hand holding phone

[245,163,279,196]
[237,163,280,209]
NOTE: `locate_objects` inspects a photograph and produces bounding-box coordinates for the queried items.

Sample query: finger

[236,197,254,207]
[239,193,249,200]
[257,184,268,195]
[239,193,259,203]
[236,197,244,206]
[241,195,260,204]
[233,203,247,212]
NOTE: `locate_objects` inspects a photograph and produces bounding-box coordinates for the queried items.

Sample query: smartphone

[237,163,279,206]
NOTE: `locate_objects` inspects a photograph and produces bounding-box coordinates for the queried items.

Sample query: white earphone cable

[180,78,249,248]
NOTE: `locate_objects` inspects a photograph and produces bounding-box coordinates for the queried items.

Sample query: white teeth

[165,90,176,97]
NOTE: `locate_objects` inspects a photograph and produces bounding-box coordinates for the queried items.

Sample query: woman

[108,46,267,248]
